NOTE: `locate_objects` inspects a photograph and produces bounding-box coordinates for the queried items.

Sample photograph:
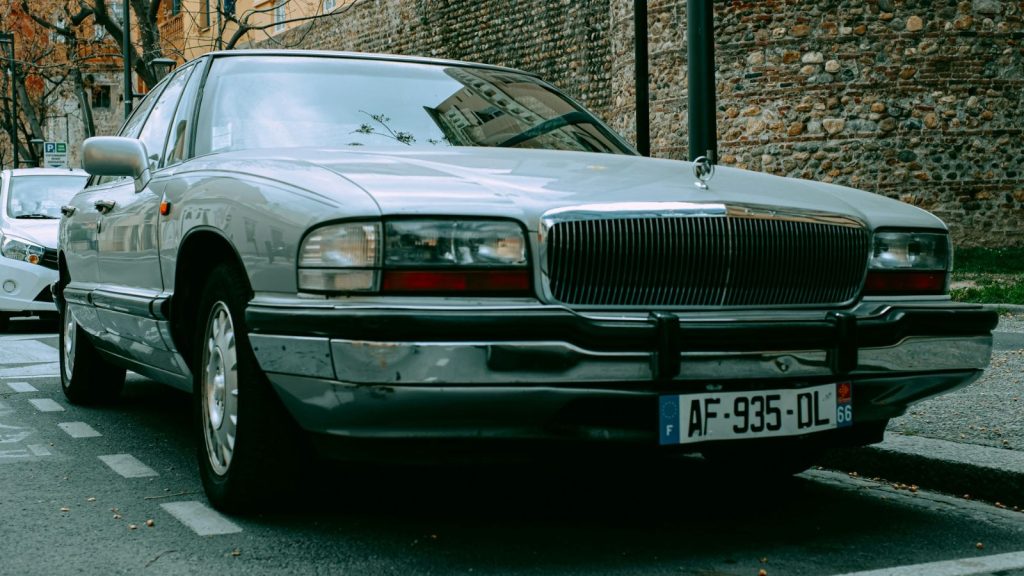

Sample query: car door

[92,64,197,370]
[62,80,168,338]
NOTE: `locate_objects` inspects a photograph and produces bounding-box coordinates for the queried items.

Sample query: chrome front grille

[544,207,870,307]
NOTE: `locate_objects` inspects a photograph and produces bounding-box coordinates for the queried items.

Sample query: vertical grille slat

[545,212,869,308]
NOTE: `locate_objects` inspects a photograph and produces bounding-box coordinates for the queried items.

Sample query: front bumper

[245,301,996,444]
[0,258,57,314]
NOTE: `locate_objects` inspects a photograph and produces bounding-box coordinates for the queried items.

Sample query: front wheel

[194,263,302,512]
[59,299,125,404]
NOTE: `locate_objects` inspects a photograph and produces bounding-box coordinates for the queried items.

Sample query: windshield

[195,56,632,155]
[6,174,87,219]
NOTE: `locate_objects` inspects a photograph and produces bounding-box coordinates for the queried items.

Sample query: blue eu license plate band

[659,382,853,446]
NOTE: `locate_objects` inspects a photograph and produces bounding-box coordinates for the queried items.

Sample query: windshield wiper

[14,214,58,219]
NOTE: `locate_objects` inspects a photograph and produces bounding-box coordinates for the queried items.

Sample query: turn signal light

[381,270,531,294]
[864,270,947,295]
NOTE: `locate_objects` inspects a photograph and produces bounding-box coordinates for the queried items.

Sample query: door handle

[94,199,116,214]
[60,205,76,217]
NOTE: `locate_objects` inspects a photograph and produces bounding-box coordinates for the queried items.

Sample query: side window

[136,64,196,172]
[94,82,167,186]
[162,60,206,168]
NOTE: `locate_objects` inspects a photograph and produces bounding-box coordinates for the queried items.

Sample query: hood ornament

[692,155,716,190]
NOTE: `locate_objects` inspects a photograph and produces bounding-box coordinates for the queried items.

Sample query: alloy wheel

[201,301,239,476]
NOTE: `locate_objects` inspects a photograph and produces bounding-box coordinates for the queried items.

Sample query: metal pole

[633,0,650,157]
[687,0,717,163]
[123,0,133,120]
[1,34,19,168]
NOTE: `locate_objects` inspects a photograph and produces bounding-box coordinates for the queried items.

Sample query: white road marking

[98,454,158,478]
[59,422,102,438]
[28,398,64,412]
[27,444,51,457]
[0,448,30,459]
[0,364,60,378]
[435,358,450,367]
[6,381,37,393]
[160,501,243,536]
[0,341,58,365]
[835,551,1024,576]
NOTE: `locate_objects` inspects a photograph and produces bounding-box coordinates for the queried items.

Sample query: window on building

[91,85,111,109]
[224,0,236,17]
[93,24,105,40]
[200,0,210,28]
[109,1,124,26]
[324,0,336,12]
[172,0,181,15]
[274,0,286,33]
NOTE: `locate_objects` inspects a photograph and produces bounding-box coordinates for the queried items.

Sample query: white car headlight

[297,219,530,294]
[866,231,950,295]
[0,234,46,265]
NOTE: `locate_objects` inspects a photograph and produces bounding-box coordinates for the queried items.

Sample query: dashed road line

[28,398,64,412]
[58,422,102,438]
[98,454,158,478]
[27,444,51,457]
[834,550,1024,576]
[0,364,60,378]
[5,381,37,393]
[160,501,243,536]
[0,341,58,364]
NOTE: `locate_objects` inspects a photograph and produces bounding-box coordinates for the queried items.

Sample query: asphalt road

[2,317,1024,576]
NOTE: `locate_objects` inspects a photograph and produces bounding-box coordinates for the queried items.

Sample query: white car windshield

[6,174,87,219]
[195,56,632,155]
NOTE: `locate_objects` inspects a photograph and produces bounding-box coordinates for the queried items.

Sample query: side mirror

[82,136,152,193]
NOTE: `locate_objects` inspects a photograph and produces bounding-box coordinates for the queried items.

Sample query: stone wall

[262,0,1024,247]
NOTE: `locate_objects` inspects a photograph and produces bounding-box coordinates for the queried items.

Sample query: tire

[59,299,126,404]
[194,263,301,512]
[0,313,9,332]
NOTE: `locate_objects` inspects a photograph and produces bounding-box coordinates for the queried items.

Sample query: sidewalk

[819,310,1024,509]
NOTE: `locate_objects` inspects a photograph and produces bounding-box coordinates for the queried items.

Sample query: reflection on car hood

[204,147,946,231]
[1,218,58,249]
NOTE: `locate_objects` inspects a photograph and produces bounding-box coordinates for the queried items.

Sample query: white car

[0,168,87,330]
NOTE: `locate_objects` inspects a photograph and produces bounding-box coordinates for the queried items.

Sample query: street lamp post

[29,138,43,167]
[123,0,132,120]
[0,32,17,168]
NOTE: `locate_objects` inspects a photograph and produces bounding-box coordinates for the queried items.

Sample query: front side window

[194,56,631,156]
[137,64,196,170]
[6,175,88,219]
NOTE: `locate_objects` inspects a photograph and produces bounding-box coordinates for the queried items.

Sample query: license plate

[659,382,852,445]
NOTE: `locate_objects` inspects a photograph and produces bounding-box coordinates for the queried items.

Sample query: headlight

[0,234,46,265]
[298,222,380,291]
[384,220,526,267]
[865,231,950,295]
[298,219,530,294]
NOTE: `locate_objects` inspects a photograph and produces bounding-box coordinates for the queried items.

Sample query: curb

[818,433,1024,509]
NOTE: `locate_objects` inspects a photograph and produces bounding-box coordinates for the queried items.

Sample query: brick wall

[261,0,1024,247]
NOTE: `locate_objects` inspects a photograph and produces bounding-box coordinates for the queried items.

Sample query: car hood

[209,147,945,231]
[1,218,59,249]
